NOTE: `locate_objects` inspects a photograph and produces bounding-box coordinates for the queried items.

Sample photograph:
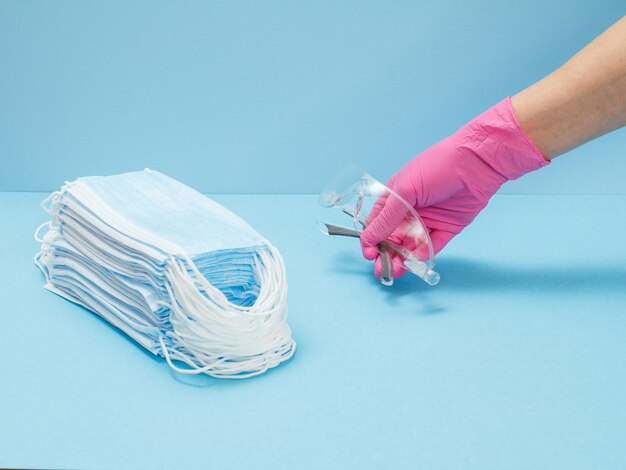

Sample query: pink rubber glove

[361,97,550,279]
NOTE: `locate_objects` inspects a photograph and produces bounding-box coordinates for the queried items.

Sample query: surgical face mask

[34,169,296,378]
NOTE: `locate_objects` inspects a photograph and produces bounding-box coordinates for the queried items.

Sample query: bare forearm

[512,15,626,159]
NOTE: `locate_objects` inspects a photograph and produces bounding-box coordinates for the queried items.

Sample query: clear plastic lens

[318,165,440,286]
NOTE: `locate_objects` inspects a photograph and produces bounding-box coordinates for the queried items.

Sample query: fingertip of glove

[360,225,382,248]
[361,243,378,261]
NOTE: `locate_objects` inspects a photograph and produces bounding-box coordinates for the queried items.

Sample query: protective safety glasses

[318,165,440,287]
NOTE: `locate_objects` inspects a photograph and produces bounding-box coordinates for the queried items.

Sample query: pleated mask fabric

[34,169,296,378]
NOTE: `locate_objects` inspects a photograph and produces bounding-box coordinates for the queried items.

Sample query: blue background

[1,0,625,194]
[2,3,626,469]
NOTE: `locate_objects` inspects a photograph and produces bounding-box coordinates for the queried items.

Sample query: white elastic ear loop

[183,244,288,316]
[34,221,51,243]
[33,250,51,279]
[165,264,266,353]
[159,335,271,379]
[168,248,292,378]
[159,335,229,375]
[158,244,294,378]
[40,191,61,214]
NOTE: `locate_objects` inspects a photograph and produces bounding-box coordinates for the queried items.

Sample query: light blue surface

[1,1,625,194]
[1,192,625,469]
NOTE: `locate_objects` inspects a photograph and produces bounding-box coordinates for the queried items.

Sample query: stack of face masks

[34,169,295,378]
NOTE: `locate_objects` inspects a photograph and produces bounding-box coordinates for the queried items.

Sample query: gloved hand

[360,97,550,279]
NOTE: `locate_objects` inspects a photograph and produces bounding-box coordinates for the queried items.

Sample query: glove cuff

[463,96,550,181]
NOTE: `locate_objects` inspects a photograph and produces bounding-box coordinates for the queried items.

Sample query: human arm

[513,15,626,159]
[361,15,626,279]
